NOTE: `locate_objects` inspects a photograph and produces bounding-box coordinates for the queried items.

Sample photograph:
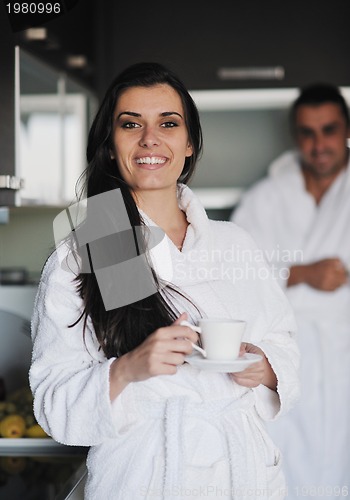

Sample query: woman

[30,62,300,499]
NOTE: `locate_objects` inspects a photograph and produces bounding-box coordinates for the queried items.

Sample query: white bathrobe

[232,151,350,499]
[30,185,299,500]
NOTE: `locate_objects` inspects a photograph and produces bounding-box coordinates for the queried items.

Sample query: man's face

[294,103,349,178]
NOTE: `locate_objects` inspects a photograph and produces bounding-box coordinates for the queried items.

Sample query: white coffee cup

[180,318,246,361]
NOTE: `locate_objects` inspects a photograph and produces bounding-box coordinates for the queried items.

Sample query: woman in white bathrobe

[29,62,300,500]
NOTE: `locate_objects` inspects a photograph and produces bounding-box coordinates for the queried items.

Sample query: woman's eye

[121,122,140,129]
[161,121,178,128]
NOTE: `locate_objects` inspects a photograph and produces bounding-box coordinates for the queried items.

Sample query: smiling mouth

[309,152,333,164]
[136,157,166,165]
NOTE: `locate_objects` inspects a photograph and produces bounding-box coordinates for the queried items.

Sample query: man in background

[231,83,350,499]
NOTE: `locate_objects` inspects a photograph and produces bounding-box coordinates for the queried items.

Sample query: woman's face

[111,84,193,195]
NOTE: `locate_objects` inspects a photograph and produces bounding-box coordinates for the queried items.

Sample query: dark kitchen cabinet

[94,0,350,97]
[2,2,350,104]
[0,13,17,206]
[0,1,97,207]
[0,45,96,207]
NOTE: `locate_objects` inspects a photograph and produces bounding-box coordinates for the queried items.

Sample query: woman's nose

[139,126,160,148]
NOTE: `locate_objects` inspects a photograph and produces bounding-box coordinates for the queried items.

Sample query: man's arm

[287,258,348,291]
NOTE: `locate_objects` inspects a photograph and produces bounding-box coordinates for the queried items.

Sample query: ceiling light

[23,28,47,41]
[66,55,88,69]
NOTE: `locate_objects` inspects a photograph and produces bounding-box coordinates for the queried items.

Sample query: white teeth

[136,157,166,165]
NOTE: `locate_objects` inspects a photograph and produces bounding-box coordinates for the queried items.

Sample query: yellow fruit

[25,424,48,438]
[0,415,26,438]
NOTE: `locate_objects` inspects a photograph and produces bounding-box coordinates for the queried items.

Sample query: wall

[0,207,61,281]
[190,107,294,188]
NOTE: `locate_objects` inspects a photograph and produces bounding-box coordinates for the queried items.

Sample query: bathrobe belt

[141,390,267,499]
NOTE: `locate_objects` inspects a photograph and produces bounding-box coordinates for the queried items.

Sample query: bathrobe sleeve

[252,278,300,422]
[217,221,300,422]
[241,233,300,422]
[29,249,119,446]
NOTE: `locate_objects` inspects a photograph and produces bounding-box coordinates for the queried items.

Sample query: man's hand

[288,258,348,291]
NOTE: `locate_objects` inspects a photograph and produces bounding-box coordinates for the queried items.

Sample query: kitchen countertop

[0,439,88,500]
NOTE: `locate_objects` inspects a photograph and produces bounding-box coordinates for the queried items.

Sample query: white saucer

[184,352,263,373]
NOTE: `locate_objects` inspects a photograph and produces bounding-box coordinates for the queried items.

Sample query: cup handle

[179,320,206,358]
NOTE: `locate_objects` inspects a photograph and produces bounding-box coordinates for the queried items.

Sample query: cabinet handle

[217,66,285,81]
[0,175,24,190]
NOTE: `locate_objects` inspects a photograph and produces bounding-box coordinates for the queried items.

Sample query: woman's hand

[230,343,277,391]
[109,313,198,400]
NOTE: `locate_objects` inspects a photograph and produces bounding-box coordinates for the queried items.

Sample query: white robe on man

[232,150,350,499]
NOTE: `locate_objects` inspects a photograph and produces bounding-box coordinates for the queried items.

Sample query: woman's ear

[185,143,193,158]
[110,150,115,160]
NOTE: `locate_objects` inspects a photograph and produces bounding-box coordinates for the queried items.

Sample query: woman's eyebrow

[117,111,141,119]
[116,111,183,120]
[161,111,183,119]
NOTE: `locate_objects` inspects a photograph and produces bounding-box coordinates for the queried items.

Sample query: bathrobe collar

[139,184,215,287]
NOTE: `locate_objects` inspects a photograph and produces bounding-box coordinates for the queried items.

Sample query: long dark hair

[73,62,203,358]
